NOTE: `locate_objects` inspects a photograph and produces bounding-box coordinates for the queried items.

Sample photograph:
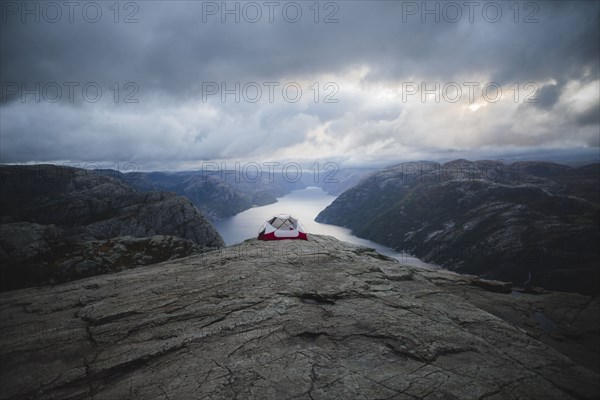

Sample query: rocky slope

[316,160,600,295]
[0,165,224,290]
[0,235,598,399]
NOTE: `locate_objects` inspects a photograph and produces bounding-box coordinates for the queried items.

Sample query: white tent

[257,214,308,241]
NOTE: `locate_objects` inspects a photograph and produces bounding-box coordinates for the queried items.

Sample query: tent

[258,214,308,241]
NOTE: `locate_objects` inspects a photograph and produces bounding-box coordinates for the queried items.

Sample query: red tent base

[258,232,308,241]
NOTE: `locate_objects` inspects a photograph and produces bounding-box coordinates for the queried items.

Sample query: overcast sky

[1,0,598,170]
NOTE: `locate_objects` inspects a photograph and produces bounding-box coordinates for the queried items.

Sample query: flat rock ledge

[1,235,598,400]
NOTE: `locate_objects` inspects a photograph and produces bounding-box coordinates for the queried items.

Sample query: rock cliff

[316,160,600,295]
[1,235,598,400]
[0,165,224,290]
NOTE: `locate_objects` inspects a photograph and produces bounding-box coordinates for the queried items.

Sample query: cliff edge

[0,235,598,399]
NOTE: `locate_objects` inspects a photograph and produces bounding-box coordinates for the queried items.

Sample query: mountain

[118,170,300,221]
[0,164,223,290]
[316,160,600,295]
[0,235,598,399]
[100,167,373,221]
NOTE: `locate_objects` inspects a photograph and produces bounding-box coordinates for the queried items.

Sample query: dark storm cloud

[575,103,600,127]
[1,0,599,165]
[534,81,563,110]
[3,1,598,98]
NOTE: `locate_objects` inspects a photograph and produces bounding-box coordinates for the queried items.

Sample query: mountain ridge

[96,166,374,221]
[316,160,600,295]
[0,164,224,291]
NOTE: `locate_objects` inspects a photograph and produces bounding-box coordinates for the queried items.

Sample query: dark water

[213,187,438,268]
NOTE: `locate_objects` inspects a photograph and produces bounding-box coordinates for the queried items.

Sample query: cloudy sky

[1,0,598,170]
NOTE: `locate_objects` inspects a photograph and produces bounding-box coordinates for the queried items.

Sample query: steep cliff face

[316,160,600,295]
[0,165,224,290]
[0,236,598,400]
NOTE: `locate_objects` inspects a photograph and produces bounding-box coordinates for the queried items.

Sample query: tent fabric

[258,214,308,241]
